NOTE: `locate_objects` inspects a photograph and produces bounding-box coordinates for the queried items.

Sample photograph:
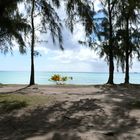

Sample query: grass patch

[0,100,27,112]
[128,100,140,109]
[0,83,3,88]
[0,94,52,113]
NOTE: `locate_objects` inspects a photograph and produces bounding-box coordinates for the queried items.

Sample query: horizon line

[0,70,139,73]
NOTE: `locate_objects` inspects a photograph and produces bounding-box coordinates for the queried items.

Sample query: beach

[1,0,140,139]
[0,84,140,140]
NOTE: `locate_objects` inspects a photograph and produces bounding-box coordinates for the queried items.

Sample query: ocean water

[0,71,139,85]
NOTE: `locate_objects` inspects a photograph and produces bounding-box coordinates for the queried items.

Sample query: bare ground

[0,84,140,140]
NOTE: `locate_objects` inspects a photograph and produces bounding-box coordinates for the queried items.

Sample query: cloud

[35,46,49,54]
[46,47,99,63]
[94,0,102,11]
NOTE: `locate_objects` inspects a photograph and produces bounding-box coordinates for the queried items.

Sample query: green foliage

[0,0,30,54]
[25,0,63,50]
[65,0,94,36]
[49,74,73,85]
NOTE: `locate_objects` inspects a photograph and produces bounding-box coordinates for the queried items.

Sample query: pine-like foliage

[0,0,30,54]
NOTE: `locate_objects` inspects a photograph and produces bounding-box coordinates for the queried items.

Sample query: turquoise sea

[0,71,139,85]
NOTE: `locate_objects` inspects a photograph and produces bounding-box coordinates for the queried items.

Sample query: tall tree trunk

[125,51,129,83]
[107,49,114,84]
[29,0,35,85]
[124,18,129,84]
[107,0,114,84]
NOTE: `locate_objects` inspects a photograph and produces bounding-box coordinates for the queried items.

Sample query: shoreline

[1,82,140,89]
[1,83,140,86]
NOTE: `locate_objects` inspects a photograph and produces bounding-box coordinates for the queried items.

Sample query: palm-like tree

[25,0,94,86]
[24,0,63,85]
[73,0,118,84]
[0,0,30,54]
[115,0,140,84]
[90,0,118,84]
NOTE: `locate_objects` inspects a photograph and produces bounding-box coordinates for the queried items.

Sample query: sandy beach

[0,84,140,140]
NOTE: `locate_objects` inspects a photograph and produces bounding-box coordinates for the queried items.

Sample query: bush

[49,74,73,85]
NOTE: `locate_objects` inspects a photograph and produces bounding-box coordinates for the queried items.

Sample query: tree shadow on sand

[0,95,139,140]
[0,85,41,95]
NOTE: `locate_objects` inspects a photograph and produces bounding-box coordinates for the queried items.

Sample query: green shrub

[49,74,73,85]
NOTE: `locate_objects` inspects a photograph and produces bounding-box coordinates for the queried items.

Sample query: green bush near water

[49,74,73,85]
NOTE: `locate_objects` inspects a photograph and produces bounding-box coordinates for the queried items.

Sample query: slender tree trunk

[29,0,35,85]
[125,52,129,83]
[124,18,129,84]
[107,0,114,84]
[107,49,114,84]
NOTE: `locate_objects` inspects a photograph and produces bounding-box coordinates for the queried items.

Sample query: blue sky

[0,0,140,72]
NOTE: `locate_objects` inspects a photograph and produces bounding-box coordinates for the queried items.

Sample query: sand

[0,84,140,140]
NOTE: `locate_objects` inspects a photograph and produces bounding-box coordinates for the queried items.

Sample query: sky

[0,0,140,72]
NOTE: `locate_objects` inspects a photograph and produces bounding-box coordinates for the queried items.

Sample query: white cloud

[49,47,99,63]
[94,0,102,11]
[35,46,49,54]
[72,24,86,43]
